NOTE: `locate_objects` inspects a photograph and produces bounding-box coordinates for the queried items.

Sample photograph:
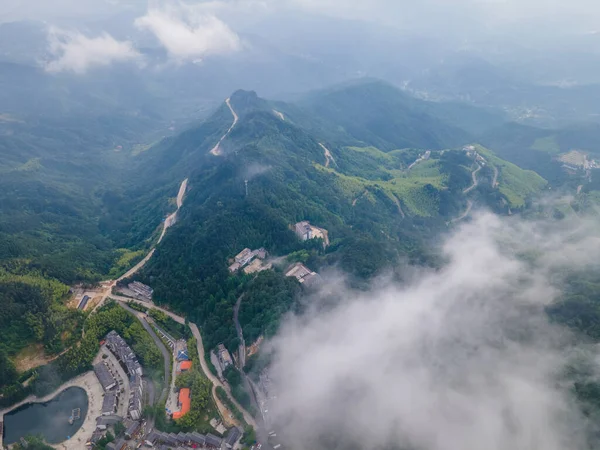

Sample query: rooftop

[180,360,193,371]
[172,388,191,419]
[93,363,116,391]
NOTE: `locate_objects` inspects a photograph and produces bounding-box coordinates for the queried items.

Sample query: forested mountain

[294,80,505,151]
[405,56,600,127]
[0,77,581,403]
[136,86,548,354]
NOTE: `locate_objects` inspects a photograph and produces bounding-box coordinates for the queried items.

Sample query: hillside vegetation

[0,80,554,399]
[138,88,547,355]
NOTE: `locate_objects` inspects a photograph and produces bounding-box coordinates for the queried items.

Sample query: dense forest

[0,301,161,407]
[3,80,599,428]
[139,88,553,356]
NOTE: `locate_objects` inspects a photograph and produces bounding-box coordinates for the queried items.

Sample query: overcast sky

[2,0,599,32]
[2,1,599,79]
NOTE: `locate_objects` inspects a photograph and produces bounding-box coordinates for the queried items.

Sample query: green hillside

[475,145,548,208]
[296,80,505,151]
[0,83,549,404]
[136,90,542,356]
[480,122,600,186]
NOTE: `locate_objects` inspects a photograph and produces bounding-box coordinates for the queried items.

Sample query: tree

[114,420,126,437]
[0,349,17,388]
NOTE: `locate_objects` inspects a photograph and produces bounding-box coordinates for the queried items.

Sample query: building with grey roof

[96,415,123,431]
[205,433,223,448]
[189,432,206,445]
[105,330,143,377]
[225,427,242,448]
[129,390,143,420]
[124,420,141,439]
[130,374,143,396]
[128,281,153,300]
[88,430,104,445]
[94,363,116,392]
[101,392,118,416]
[106,438,127,450]
[78,295,90,310]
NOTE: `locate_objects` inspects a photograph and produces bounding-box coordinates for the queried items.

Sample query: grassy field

[317,147,447,217]
[531,136,561,154]
[108,248,146,278]
[475,144,547,208]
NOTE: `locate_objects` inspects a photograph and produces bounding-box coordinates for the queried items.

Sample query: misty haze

[3,1,600,450]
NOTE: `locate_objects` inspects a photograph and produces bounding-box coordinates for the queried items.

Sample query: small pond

[3,386,88,445]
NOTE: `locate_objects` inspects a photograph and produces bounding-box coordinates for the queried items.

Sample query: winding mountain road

[450,200,474,224]
[232,297,275,450]
[210,98,239,156]
[319,143,336,168]
[91,179,188,313]
[463,163,482,194]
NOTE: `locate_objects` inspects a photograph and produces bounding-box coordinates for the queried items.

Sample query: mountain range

[0,77,596,400]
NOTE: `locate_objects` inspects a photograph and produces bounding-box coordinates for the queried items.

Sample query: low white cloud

[134,3,241,61]
[267,212,600,450]
[45,28,141,74]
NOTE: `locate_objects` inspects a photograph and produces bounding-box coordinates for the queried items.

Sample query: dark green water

[3,386,88,445]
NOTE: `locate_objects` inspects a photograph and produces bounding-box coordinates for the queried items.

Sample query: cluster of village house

[148,341,242,450]
[228,248,270,274]
[228,221,325,288]
[144,427,240,450]
[91,330,241,450]
[90,331,145,449]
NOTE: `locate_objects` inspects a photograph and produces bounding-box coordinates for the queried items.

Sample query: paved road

[232,300,274,449]
[118,302,171,405]
[210,98,239,156]
[319,143,336,168]
[114,296,258,430]
[233,295,246,368]
[91,179,188,315]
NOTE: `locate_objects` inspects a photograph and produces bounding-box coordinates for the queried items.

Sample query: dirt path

[189,323,256,428]
[319,143,336,168]
[391,194,406,219]
[14,345,69,372]
[210,98,239,156]
[352,190,369,207]
[273,110,285,121]
[450,200,474,224]
[407,150,431,171]
[463,164,482,194]
[492,166,499,189]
